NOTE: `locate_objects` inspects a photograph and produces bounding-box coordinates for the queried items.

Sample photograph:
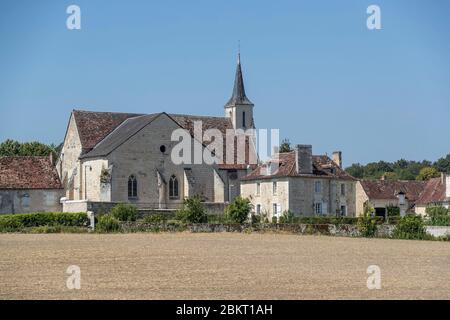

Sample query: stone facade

[241,177,356,219]
[240,147,357,219]
[0,189,63,214]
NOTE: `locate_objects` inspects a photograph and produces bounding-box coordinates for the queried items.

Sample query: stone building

[240,146,357,219]
[355,179,426,217]
[0,155,63,214]
[57,54,257,211]
[415,173,450,215]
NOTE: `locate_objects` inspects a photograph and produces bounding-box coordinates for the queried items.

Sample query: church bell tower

[224,53,254,130]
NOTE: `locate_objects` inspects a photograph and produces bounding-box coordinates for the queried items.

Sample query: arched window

[128,175,137,198]
[169,175,179,199]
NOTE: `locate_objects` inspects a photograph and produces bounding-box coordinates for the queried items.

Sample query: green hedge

[0,212,89,232]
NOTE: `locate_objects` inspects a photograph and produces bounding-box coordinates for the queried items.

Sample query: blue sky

[0,0,449,167]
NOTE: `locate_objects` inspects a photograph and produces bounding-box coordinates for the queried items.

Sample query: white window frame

[273,181,278,195]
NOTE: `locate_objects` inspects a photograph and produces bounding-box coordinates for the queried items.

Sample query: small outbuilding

[0,154,63,214]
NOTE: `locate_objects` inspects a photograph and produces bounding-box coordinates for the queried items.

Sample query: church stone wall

[79,159,109,201]
[106,114,218,208]
[57,113,83,200]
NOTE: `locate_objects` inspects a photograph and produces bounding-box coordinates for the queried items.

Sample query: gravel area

[0,233,449,300]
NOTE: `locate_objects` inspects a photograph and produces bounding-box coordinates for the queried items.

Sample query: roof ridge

[73,109,144,115]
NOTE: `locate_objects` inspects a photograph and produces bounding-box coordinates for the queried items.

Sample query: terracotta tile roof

[241,151,355,181]
[417,177,447,205]
[0,156,62,189]
[360,180,426,203]
[73,110,143,152]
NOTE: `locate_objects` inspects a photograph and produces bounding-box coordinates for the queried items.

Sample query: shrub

[177,196,207,223]
[226,196,252,224]
[393,214,427,240]
[272,216,278,224]
[386,205,400,217]
[207,213,229,224]
[357,214,378,237]
[279,210,295,223]
[96,214,120,233]
[251,214,260,224]
[426,206,450,226]
[0,212,88,232]
[110,203,138,221]
[144,214,167,224]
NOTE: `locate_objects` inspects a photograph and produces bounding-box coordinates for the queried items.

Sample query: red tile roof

[0,156,62,189]
[416,177,447,205]
[73,110,142,152]
[241,151,355,181]
[359,180,426,203]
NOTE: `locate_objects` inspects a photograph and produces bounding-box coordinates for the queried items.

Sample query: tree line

[280,138,449,181]
[0,139,62,157]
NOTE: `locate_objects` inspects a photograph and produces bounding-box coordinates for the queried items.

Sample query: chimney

[332,151,342,168]
[295,145,313,174]
[441,172,445,184]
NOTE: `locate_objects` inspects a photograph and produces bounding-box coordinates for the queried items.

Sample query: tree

[0,139,21,156]
[416,167,440,181]
[226,196,252,223]
[0,139,59,157]
[279,138,292,153]
[177,196,207,223]
[383,172,398,180]
[346,163,365,179]
[434,154,450,173]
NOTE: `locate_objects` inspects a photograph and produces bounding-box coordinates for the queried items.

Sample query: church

[57,54,257,211]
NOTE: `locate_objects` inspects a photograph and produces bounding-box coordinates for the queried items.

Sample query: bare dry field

[0,233,449,300]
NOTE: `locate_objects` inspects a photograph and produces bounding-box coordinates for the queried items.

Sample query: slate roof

[224,54,253,107]
[241,151,355,181]
[79,113,160,159]
[359,180,426,203]
[0,156,62,189]
[416,177,447,205]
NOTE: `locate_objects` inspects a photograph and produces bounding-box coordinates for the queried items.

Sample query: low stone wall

[426,226,450,238]
[117,222,399,238]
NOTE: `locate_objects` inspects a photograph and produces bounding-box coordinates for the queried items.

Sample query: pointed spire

[225,50,253,108]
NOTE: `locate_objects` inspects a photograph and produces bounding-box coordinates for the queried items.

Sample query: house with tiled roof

[0,155,63,214]
[57,54,257,211]
[356,179,427,217]
[415,174,450,215]
[240,145,357,218]
[356,173,450,217]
